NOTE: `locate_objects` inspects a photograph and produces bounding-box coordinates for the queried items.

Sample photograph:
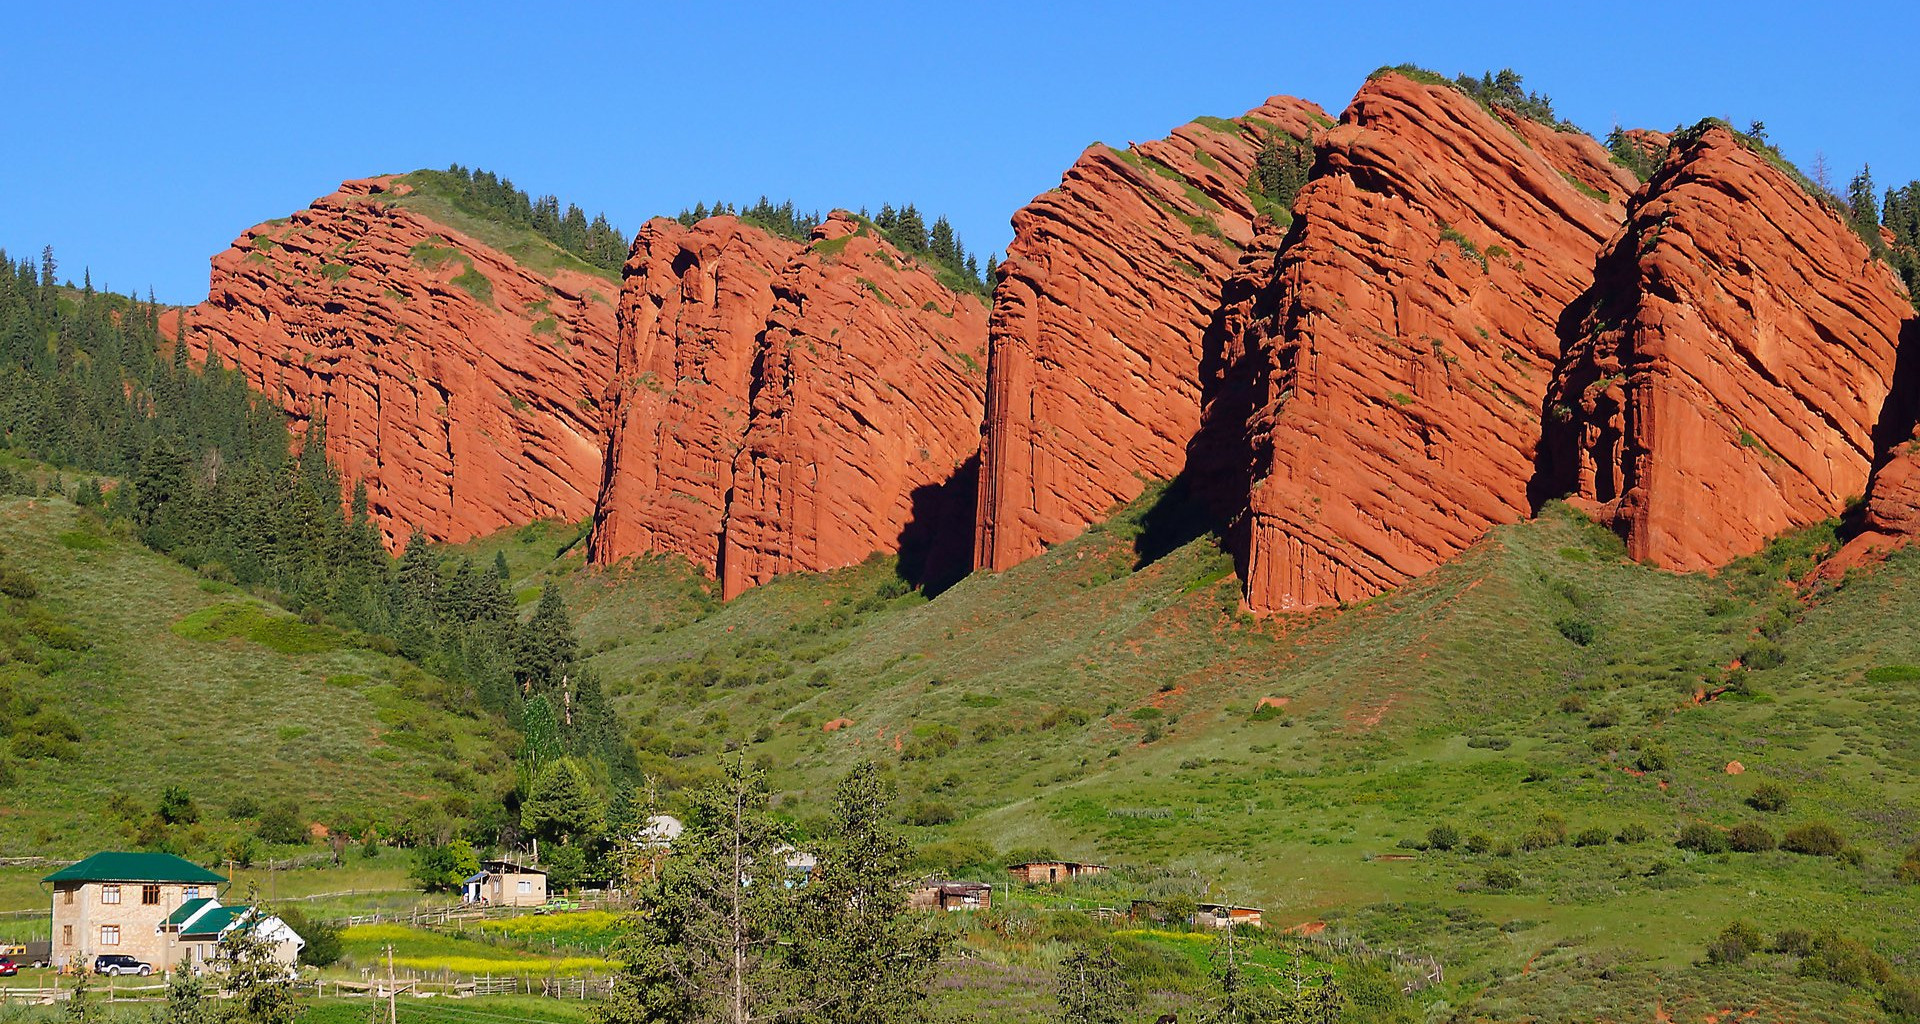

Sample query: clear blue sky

[3,0,1916,304]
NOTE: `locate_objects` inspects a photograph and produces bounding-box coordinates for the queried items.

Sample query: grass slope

[0,495,512,855]
[466,488,1920,1022]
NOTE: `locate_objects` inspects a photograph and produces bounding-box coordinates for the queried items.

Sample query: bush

[1587,709,1620,729]
[1482,866,1521,891]
[1676,822,1730,854]
[255,801,306,845]
[278,907,342,967]
[1781,822,1845,857]
[226,795,262,820]
[1898,843,1920,883]
[1558,694,1586,713]
[1882,977,1920,1020]
[1727,822,1776,853]
[1634,746,1670,773]
[1616,822,1653,844]
[1746,782,1790,812]
[1465,833,1492,854]
[1798,930,1893,988]
[1741,641,1787,670]
[902,799,957,826]
[1426,824,1460,851]
[1572,827,1611,848]
[1518,814,1567,851]
[1555,617,1596,646]
[1705,920,1765,964]
[157,786,199,826]
[1770,928,1814,956]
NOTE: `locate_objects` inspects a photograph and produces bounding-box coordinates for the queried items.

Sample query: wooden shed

[1006,861,1108,885]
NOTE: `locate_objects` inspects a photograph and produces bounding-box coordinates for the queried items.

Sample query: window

[184,886,198,900]
[63,888,73,905]
[100,925,120,946]
[142,885,161,905]
[517,880,531,894]
[61,925,73,946]
[101,885,121,905]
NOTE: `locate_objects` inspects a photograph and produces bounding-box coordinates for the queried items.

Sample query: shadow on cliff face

[1527,229,1644,517]
[1846,314,1920,539]
[895,452,979,597]
[1132,249,1281,573]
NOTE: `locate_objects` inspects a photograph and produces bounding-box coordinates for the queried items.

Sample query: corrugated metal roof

[178,905,251,939]
[43,853,227,884]
[162,898,219,928]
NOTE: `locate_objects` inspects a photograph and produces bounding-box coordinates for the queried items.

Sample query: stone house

[44,852,227,971]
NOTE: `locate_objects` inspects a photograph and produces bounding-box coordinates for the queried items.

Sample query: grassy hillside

[462,487,1920,1021]
[0,491,516,857]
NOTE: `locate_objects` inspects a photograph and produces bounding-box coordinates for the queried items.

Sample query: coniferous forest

[0,247,630,882]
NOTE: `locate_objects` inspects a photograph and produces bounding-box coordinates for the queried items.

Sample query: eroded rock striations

[1226,72,1633,613]
[180,175,618,547]
[590,214,989,598]
[972,96,1330,573]
[1540,125,1912,571]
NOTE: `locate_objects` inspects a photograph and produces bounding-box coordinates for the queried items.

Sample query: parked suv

[93,954,151,976]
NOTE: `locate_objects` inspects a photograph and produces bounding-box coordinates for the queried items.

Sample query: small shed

[1007,861,1108,885]
[464,859,548,907]
[909,881,992,911]
[173,904,305,970]
[1193,903,1265,929]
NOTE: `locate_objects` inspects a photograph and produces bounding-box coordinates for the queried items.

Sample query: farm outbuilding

[910,881,992,911]
[1007,861,1107,884]
[462,859,548,907]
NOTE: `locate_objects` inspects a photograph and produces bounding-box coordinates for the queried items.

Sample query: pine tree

[792,762,945,1024]
[595,756,798,1024]
[522,757,605,847]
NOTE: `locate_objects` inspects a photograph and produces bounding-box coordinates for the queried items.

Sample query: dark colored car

[93,954,151,976]
[0,957,17,977]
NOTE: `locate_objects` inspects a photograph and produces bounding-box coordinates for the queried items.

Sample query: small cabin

[1194,903,1265,929]
[462,859,548,907]
[1007,861,1108,885]
[910,881,992,911]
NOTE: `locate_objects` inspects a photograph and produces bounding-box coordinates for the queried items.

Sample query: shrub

[1837,845,1866,868]
[1746,782,1790,812]
[1676,822,1730,854]
[903,799,957,826]
[1587,709,1619,729]
[1741,642,1787,670]
[1558,694,1586,713]
[1572,827,1611,848]
[1482,866,1520,891]
[1634,746,1670,773]
[1465,833,1492,854]
[1426,824,1460,851]
[1882,977,1920,1020]
[1556,617,1597,646]
[255,801,306,845]
[1727,822,1776,853]
[1466,734,1512,750]
[1770,928,1814,956]
[1781,822,1845,857]
[1616,822,1654,844]
[1898,842,1920,883]
[1518,814,1567,851]
[1705,920,1765,964]
[1798,930,1893,988]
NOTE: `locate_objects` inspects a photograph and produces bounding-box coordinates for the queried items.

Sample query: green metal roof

[43,852,227,885]
[178,905,251,939]
[163,898,219,928]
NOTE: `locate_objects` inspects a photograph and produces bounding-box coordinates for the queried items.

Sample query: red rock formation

[1542,125,1911,571]
[973,96,1330,573]
[180,175,619,547]
[588,217,799,572]
[1229,72,1633,612]
[590,214,989,598]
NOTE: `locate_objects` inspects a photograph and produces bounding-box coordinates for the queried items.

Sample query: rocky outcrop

[588,217,799,573]
[180,175,619,547]
[1227,72,1633,613]
[972,96,1330,573]
[590,214,988,598]
[1539,125,1912,571]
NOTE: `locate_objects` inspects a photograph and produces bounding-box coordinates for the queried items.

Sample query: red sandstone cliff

[590,214,988,598]
[972,96,1330,573]
[1540,126,1912,571]
[1226,72,1633,613]
[179,175,618,547]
